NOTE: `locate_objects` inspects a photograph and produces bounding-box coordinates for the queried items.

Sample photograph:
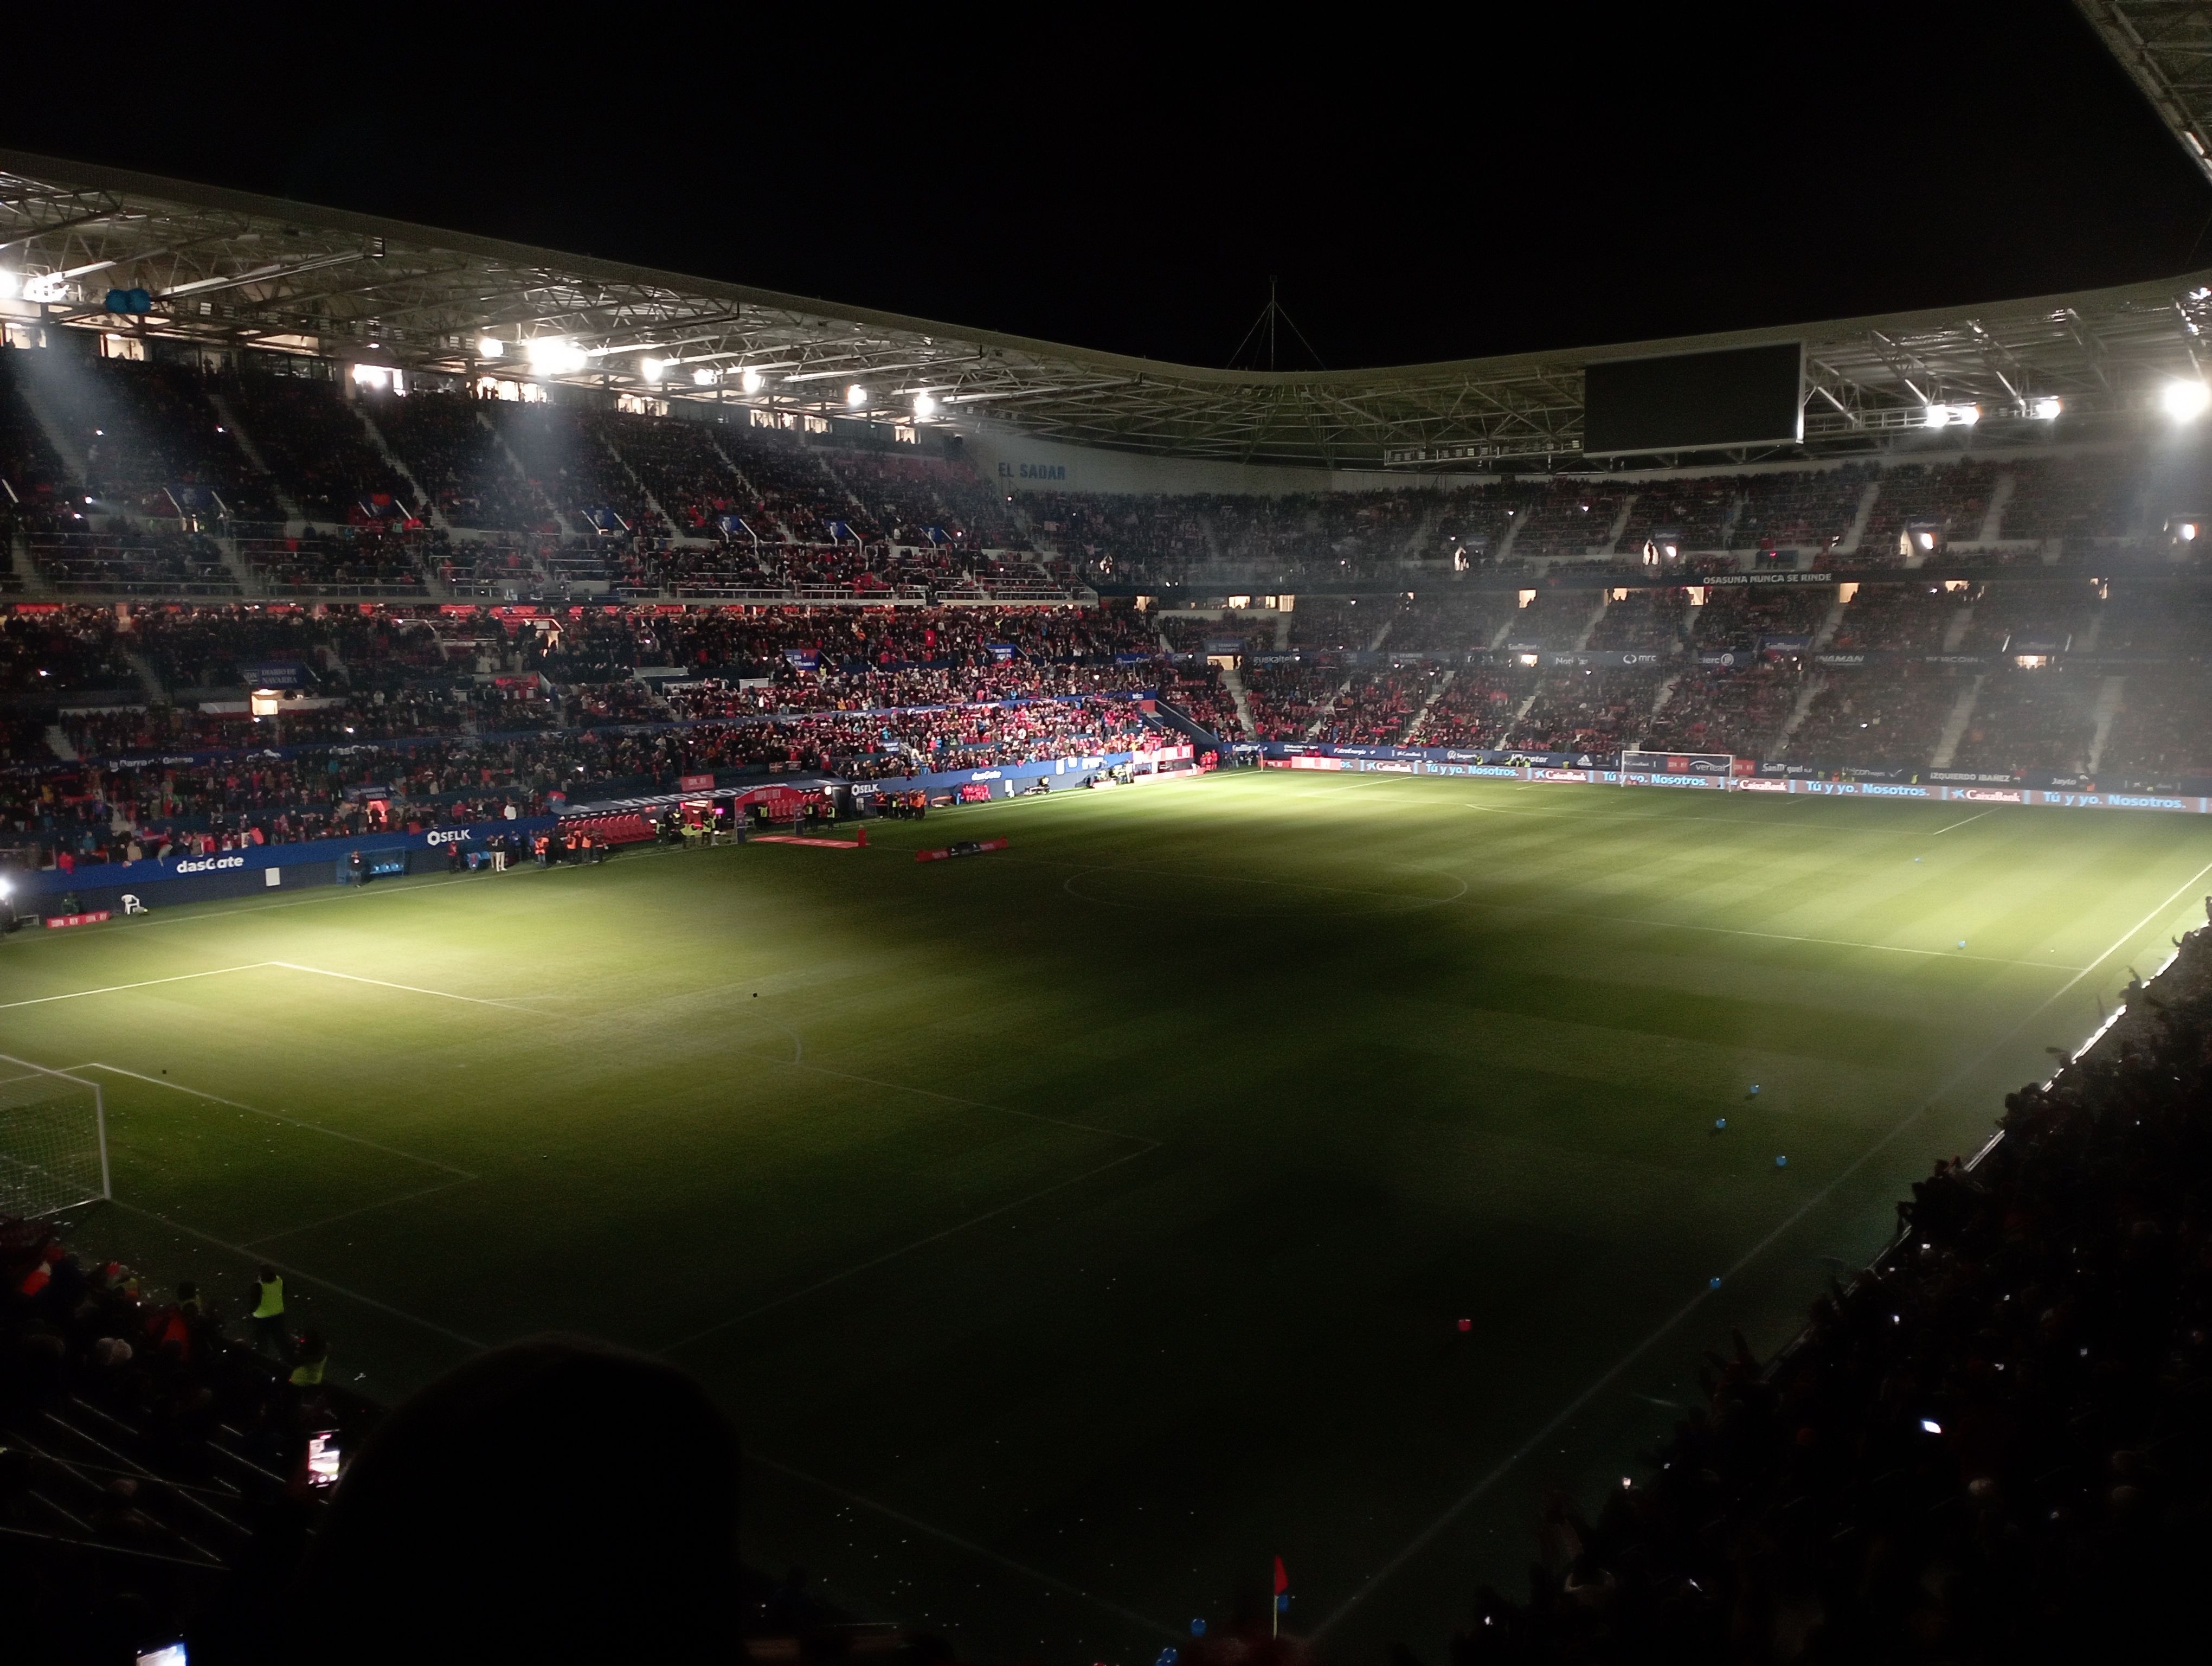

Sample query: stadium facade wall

[960,420,1455,496]
[13,817,558,913]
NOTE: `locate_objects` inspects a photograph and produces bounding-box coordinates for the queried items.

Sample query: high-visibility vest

[290,1355,326,1387]
[252,1276,285,1319]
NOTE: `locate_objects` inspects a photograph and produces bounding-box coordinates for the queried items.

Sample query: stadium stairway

[1838,472,1882,557]
[1601,491,1637,555]
[478,411,568,535]
[205,393,303,522]
[351,403,448,533]
[1930,674,1985,768]
[1402,667,1457,744]
[2087,675,2127,774]
[1218,662,1258,738]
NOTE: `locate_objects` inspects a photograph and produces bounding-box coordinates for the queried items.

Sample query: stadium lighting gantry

[1924,402,1979,429]
[2033,395,2063,420]
[914,392,937,419]
[692,367,717,386]
[2163,378,2211,420]
[640,357,666,383]
[0,269,18,300]
[475,336,504,360]
[847,383,869,408]
[741,367,767,394]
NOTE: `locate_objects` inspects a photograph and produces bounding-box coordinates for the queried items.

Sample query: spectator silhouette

[300,1336,740,1664]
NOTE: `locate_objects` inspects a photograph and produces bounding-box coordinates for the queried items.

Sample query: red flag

[1272,1556,1289,1595]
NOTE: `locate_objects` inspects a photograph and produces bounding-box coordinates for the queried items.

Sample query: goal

[0,1058,110,1221]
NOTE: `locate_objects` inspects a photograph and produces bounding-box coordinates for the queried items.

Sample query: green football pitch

[7,771,2210,1662]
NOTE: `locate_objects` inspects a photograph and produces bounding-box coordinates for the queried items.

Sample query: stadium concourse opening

[10,140,2212,1664]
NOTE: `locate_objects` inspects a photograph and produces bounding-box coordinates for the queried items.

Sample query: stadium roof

[7,147,2212,472]
[2074,3,2212,191]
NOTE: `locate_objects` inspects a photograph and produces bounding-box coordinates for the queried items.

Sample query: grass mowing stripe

[1311,848,2212,1638]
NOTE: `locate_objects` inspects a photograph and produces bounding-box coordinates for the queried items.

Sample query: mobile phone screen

[305,1430,341,1488]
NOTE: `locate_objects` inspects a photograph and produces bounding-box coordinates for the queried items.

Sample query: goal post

[0,1057,110,1220]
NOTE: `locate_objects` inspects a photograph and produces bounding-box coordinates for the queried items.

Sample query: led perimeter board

[1583,341,1804,457]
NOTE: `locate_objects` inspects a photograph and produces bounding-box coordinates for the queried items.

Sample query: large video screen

[1583,341,1803,456]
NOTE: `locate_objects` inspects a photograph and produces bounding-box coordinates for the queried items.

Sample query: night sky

[7,3,2208,369]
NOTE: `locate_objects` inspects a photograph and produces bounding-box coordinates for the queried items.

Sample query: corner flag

[1272,1556,1288,1633]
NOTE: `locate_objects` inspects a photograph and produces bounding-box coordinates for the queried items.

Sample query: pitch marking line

[660,1143,1159,1353]
[1930,809,1996,835]
[773,1056,1155,1147]
[745,1449,1181,1642]
[107,1199,487,1354]
[0,963,274,1011]
[1310,851,2212,1638]
[73,1062,475,1181]
[263,961,541,1014]
[239,1178,479,1250]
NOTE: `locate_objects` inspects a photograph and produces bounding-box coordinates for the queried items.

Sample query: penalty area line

[0,963,273,1012]
[262,960,543,1014]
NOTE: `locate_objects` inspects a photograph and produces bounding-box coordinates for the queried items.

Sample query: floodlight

[1919,1418,1943,1436]
[1924,402,1978,428]
[0,270,18,300]
[847,383,869,408]
[0,876,10,898]
[1917,531,1936,551]
[913,392,937,419]
[477,337,505,359]
[741,367,766,394]
[2164,379,2211,420]
[692,367,717,386]
[2181,522,2200,542]
[640,357,665,384]
[526,337,587,375]
[2032,395,2062,420]
[1662,542,1678,559]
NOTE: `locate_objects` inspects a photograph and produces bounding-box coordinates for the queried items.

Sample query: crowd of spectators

[1313,667,1447,746]
[1244,661,1345,740]
[1951,669,2100,776]
[1,1217,356,1661]
[1781,664,1970,774]
[1458,921,2212,1661]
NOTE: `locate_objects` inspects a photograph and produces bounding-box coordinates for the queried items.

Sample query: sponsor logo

[175,854,247,873]
[2107,794,2186,810]
[1957,788,2022,804]
[1534,768,1589,783]
[423,828,476,845]
[1860,784,1932,797]
[44,911,112,929]
[1735,778,1791,793]
[969,770,1002,780]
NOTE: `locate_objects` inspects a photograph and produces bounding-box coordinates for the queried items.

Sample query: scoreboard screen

[1583,341,1803,457]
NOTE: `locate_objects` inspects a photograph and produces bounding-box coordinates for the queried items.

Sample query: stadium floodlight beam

[741,367,766,394]
[847,383,869,408]
[640,357,665,384]
[1924,402,1979,429]
[0,270,18,300]
[476,336,504,360]
[692,367,717,387]
[2163,379,2211,421]
[2032,395,2063,420]
[913,391,937,419]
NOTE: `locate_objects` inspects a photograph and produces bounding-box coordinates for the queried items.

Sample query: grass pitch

[6,771,2210,1662]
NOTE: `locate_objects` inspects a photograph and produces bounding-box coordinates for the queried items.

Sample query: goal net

[0,1059,110,1221]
